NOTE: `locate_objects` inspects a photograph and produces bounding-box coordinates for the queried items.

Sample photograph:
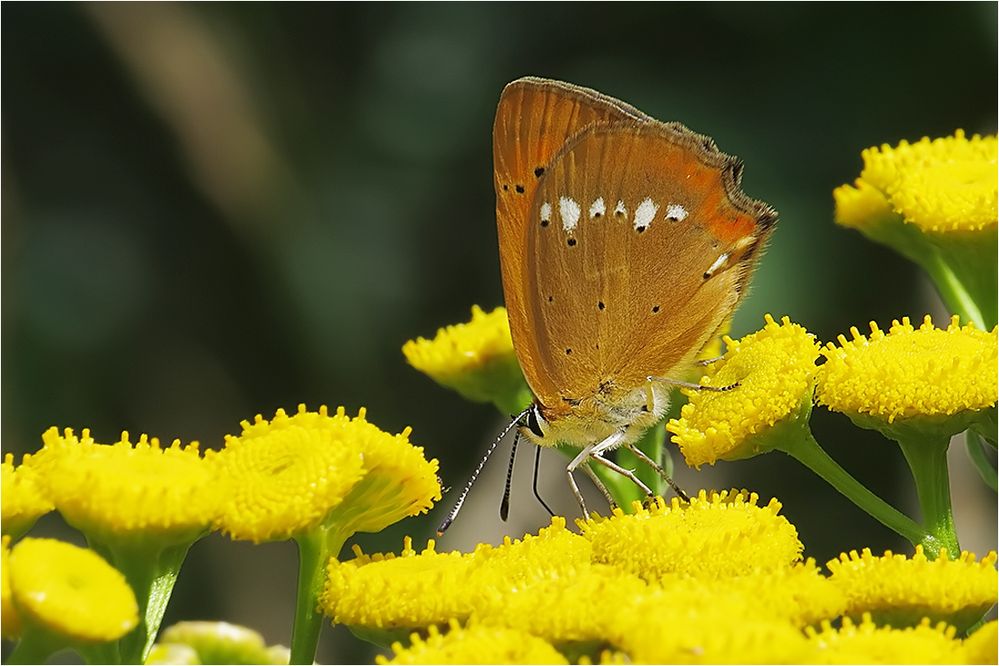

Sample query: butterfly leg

[589,453,655,499]
[696,355,725,366]
[565,430,627,517]
[623,443,689,502]
[580,463,618,510]
[566,444,595,517]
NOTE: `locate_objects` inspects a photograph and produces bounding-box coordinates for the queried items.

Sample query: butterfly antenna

[532,443,556,517]
[437,406,531,536]
[499,429,522,521]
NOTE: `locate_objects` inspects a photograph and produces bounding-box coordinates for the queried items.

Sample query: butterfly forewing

[523,121,776,414]
[493,78,650,399]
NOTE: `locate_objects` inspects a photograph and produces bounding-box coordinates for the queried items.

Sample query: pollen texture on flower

[1,452,53,538]
[322,517,590,630]
[579,490,803,579]
[806,614,964,664]
[210,405,367,543]
[7,537,138,643]
[835,130,998,234]
[816,315,998,425]
[612,592,811,664]
[34,427,219,545]
[667,315,819,467]
[827,546,998,632]
[322,407,442,536]
[376,621,568,665]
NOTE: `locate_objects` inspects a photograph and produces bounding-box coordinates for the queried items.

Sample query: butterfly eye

[526,405,546,438]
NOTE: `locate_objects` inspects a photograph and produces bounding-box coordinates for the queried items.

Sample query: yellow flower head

[376,621,568,665]
[835,130,998,234]
[654,559,847,629]
[402,306,532,414]
[145,643,200,665]
[579,490,803,580]
[817,315,998,437]
[35,427,218,545]
[322,517,590,632]
[1,452,53,539]
[2,536,20,639]
[475,564,653,647]
[7,537,138,644]
[806,614,963,664]
[213,405,440,543]
[667,315,820,467]
[612,591,810,664]
[153,621,290,665]
[962,620,997,665]
[827,546,998,633]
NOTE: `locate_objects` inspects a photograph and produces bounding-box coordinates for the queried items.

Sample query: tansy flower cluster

[2,129,996,665]
[323,491,996,664]
[1,405,441,665]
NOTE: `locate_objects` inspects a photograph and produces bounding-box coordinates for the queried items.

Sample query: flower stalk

[290,527,350,665]
[775,421,934,554]
[897,437,960,557]
[87,538,198,664]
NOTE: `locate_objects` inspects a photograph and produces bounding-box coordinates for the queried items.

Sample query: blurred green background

[3,3,996,663]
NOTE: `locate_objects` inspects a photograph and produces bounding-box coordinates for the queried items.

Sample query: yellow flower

[655,559,847,628]
[34,428,218,545]
[667,315,820,467]
[2,536,20,639]
[961,620,997,665]
[580,490,803,580]
[612,590,811,664]
[827,546,998,632]
[211,405,440,542]
[835,130,997,234]
[7,537,138,644]
[152,621,290,665]
[376,621,568,665]
[402,306,531,414]
[816,315,998,438]
[322,517,590,631]
[145,643,200,665]
[475,564,653,647]
[1,453,53,539]
[805,614,964,664]
[834,131,998,330]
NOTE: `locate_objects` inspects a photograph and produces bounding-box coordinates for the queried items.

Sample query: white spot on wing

[633,198,658,230]
[540,202,552,223]
[559,196,581,232]
[665,203,688,222]
[614,200,627,217]
[589,197,606,218]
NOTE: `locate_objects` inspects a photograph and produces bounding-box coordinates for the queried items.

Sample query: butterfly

[438,77,776,532]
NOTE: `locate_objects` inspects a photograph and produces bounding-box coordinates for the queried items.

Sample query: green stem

[922,251,986,329]
[88,537,196,664]
[970,406,997,447]
[777,429,934,553]
[290,526,349,665]
[7,626,66,664]
[966,431,998,492]
[897,436,960,557]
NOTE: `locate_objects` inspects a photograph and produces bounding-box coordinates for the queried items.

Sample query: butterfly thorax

[521,379,674,450]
